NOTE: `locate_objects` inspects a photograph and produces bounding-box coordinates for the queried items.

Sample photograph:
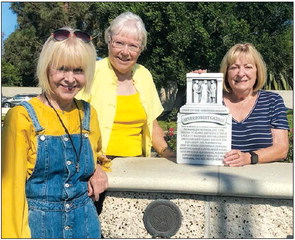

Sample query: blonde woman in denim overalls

[2,27,110,238]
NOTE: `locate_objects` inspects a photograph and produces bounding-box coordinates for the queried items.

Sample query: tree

[3,2,99,86]
[3,27,41,86]
[75,2,294,90]
[231,2,293,90]
[2,2,293,93]
[1,60,22,86]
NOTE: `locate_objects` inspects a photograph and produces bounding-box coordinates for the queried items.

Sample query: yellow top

[1,97,110,238]
[76,57,163,156]
[106,93,147,156]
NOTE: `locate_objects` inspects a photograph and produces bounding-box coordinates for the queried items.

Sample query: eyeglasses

[52,29,92,43]
[111,39,141,53]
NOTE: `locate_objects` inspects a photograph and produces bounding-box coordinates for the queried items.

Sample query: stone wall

[2,87,42,97]
[100,192,293,238]
[99,158,293,238]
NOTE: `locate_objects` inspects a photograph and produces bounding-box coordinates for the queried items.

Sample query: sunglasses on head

[52,29,92,43]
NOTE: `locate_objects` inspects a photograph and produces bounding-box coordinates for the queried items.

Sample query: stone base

[99,191,293,238]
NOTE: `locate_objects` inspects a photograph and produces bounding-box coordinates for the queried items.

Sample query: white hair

[104,12,147,50]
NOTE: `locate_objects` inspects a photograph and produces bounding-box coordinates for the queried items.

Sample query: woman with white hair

[78,12,175,161]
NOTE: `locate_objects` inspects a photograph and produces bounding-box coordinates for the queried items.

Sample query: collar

[106,57,137,86]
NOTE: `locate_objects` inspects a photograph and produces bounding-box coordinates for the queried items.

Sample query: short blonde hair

[37,27,97,94]
[220,43,267,93]
[104,12,147,51]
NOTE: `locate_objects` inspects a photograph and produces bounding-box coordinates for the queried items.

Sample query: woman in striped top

[220,43,289,166]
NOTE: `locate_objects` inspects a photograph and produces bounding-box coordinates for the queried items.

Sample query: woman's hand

[224,129,289,167]
[160,146,176,159]
[191,69,207,73]
[88,165,108,201]
[223,150,251,167]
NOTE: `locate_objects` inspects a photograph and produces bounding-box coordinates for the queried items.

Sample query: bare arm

[256,129,289,163]
[152,120,176,159]
[224,129,289,167]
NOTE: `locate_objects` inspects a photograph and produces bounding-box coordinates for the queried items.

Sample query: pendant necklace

[44,93,82,172]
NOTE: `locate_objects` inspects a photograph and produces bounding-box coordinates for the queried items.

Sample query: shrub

[158,109,178,151]
[285,109,293,163]
[164,127,177,151]
[286,128,293,163]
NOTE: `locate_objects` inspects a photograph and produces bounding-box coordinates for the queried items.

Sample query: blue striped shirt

[229,90,289,152]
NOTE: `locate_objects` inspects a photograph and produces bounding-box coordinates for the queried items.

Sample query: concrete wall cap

[106,157,293,199]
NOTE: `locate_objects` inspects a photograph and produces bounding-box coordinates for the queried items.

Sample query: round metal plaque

[143,199,182,238]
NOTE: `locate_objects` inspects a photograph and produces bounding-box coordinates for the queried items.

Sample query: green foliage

[3,27,40,86]
[286,129,293,163]
[287,109,293,127]
[286,110,293,163]
[158,120,177,131]
[265,72,292,90]
[158,108,179,151]
[1,60,22,86]
[2,2,293,90]
[165,128,177,151]
[3,2,100,86]
[158,120,177,151]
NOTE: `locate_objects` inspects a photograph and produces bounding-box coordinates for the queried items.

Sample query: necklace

[44,94,82,172]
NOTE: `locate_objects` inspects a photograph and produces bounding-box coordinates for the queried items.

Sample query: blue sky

[2,2,18,40]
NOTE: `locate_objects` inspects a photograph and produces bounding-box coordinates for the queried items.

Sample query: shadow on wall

[202,171,292,238]
[204,171,257,238]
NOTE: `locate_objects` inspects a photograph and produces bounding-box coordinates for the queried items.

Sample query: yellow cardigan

[77,57,164,156]
[1,97,107,238]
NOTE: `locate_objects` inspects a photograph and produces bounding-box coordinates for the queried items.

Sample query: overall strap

[81,100,91,131]
[18,101,44,132]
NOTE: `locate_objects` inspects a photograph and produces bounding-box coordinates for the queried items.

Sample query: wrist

[249,151,259,164]
[159,146,176,159]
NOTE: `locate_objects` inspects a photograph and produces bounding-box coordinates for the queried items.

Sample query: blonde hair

[37,27,97,94]
[104,12,147,51]
[220,43,267,93]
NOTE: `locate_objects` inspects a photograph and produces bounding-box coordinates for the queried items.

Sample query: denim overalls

[20,101,101,239]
